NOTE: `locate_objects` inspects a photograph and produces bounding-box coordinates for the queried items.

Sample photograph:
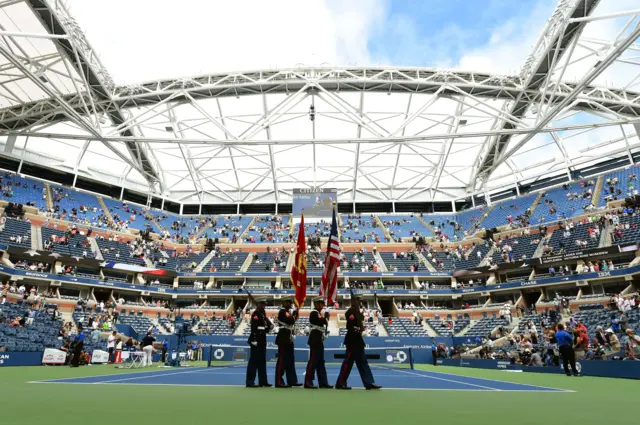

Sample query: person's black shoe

[565,373,572,377]
[573,373,581,377]
[335,385,352,390]
[246,384,259,388]
[366,384,382,390]
[320,385,334,389]
[291,383,303,387]
[275,384,291,388]
[260,383,273,388]
[304,385,318,389]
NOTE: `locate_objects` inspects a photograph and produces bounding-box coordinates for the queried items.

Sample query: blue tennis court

[32,366,573,392]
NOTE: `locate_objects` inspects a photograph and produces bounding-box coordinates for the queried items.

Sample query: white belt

[278,321,294,330]
[310,325,326,332]
[257,326,266,330]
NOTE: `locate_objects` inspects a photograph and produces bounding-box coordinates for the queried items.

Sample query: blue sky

[360,0,556,70]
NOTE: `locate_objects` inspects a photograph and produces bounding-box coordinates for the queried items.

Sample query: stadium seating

[529,182,594,224]
[491,233,542,264]
[198,318,238,336]
[378,215,433,240]
[611,212,640,246]
[342,251,378,271]
[479,194,537,230]
[600,165,640,203]
[96,239,145,266]
[384,317,428,337]
[246,251,289,272]
[244,215,290,243]
[101,198,151,232]
[424,251,456,272]
[0,173,46,211]
[200,216,253,240]
[453,208,487,235]
[41,228,94,258]
[293,220,332,239]
[426,318,455,336]
[340,215,386,243]
[116,313,155,336]
[544,222,601,256]
[50,186,105,226]
[0,218,31,247]
[464,317,509,337]
[173,252,207,271]
[453,244,492,270]
[379,251,421,272]
[0,302,62,352]
[204,251,249,272]
[517,314,543,334]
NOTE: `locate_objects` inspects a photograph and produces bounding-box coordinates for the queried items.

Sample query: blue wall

[0,352,43,367]
[437,358,640,380]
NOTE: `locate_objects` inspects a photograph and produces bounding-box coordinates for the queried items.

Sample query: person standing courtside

[141,331,156,367]
[246,298,273,388]
[335,294,381,390]
[275,295,301,387]
[555,324,580,376]
[69,325,85,367]
[305,296,332,389]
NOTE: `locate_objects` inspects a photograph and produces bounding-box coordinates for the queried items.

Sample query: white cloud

[65,0,386,83]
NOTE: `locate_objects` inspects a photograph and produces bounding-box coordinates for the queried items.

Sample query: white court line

[26,381,573,392]
[392,368,501,391]
[35,367,211,384]
[29,365,573,393]
[82,368,208,384]
[413,368,575,393]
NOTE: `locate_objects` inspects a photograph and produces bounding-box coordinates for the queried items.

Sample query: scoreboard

[292,188,337,218]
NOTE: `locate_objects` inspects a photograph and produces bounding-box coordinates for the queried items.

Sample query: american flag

[320,207,340,305]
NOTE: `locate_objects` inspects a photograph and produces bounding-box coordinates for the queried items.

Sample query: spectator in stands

[91,327,100,342]
[624,328,640,360]
[605,329,621,352]
[527,348,543,367]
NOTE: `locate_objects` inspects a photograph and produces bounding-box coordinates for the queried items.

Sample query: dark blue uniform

[275,307,299,386]
[246,309,272,386]
[70,330,85,367]
[335,307,376,388]
[305,309,329,387]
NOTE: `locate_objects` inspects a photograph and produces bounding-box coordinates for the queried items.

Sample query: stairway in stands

[528,191,545,216]
[44,183,53,211]
[416,216,437,234]
[96,196,114,223]
[592,175,605,208]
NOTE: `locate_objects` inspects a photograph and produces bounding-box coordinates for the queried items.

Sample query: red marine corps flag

[320,206,340,305]
[291,212,307,309]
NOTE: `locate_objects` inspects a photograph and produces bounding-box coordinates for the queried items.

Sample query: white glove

[251,341,257,347]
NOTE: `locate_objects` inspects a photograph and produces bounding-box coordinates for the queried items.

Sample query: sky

[64,0,558,84]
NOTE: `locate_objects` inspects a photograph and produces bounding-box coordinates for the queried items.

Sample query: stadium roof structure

[0,0,639,207]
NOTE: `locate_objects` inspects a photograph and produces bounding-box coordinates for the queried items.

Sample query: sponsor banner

[533,246,621,265]
[42,348,67,365]
[91,350,110,364]
[0,352,44,367]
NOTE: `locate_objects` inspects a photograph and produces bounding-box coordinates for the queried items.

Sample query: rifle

[244,288,256,307]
